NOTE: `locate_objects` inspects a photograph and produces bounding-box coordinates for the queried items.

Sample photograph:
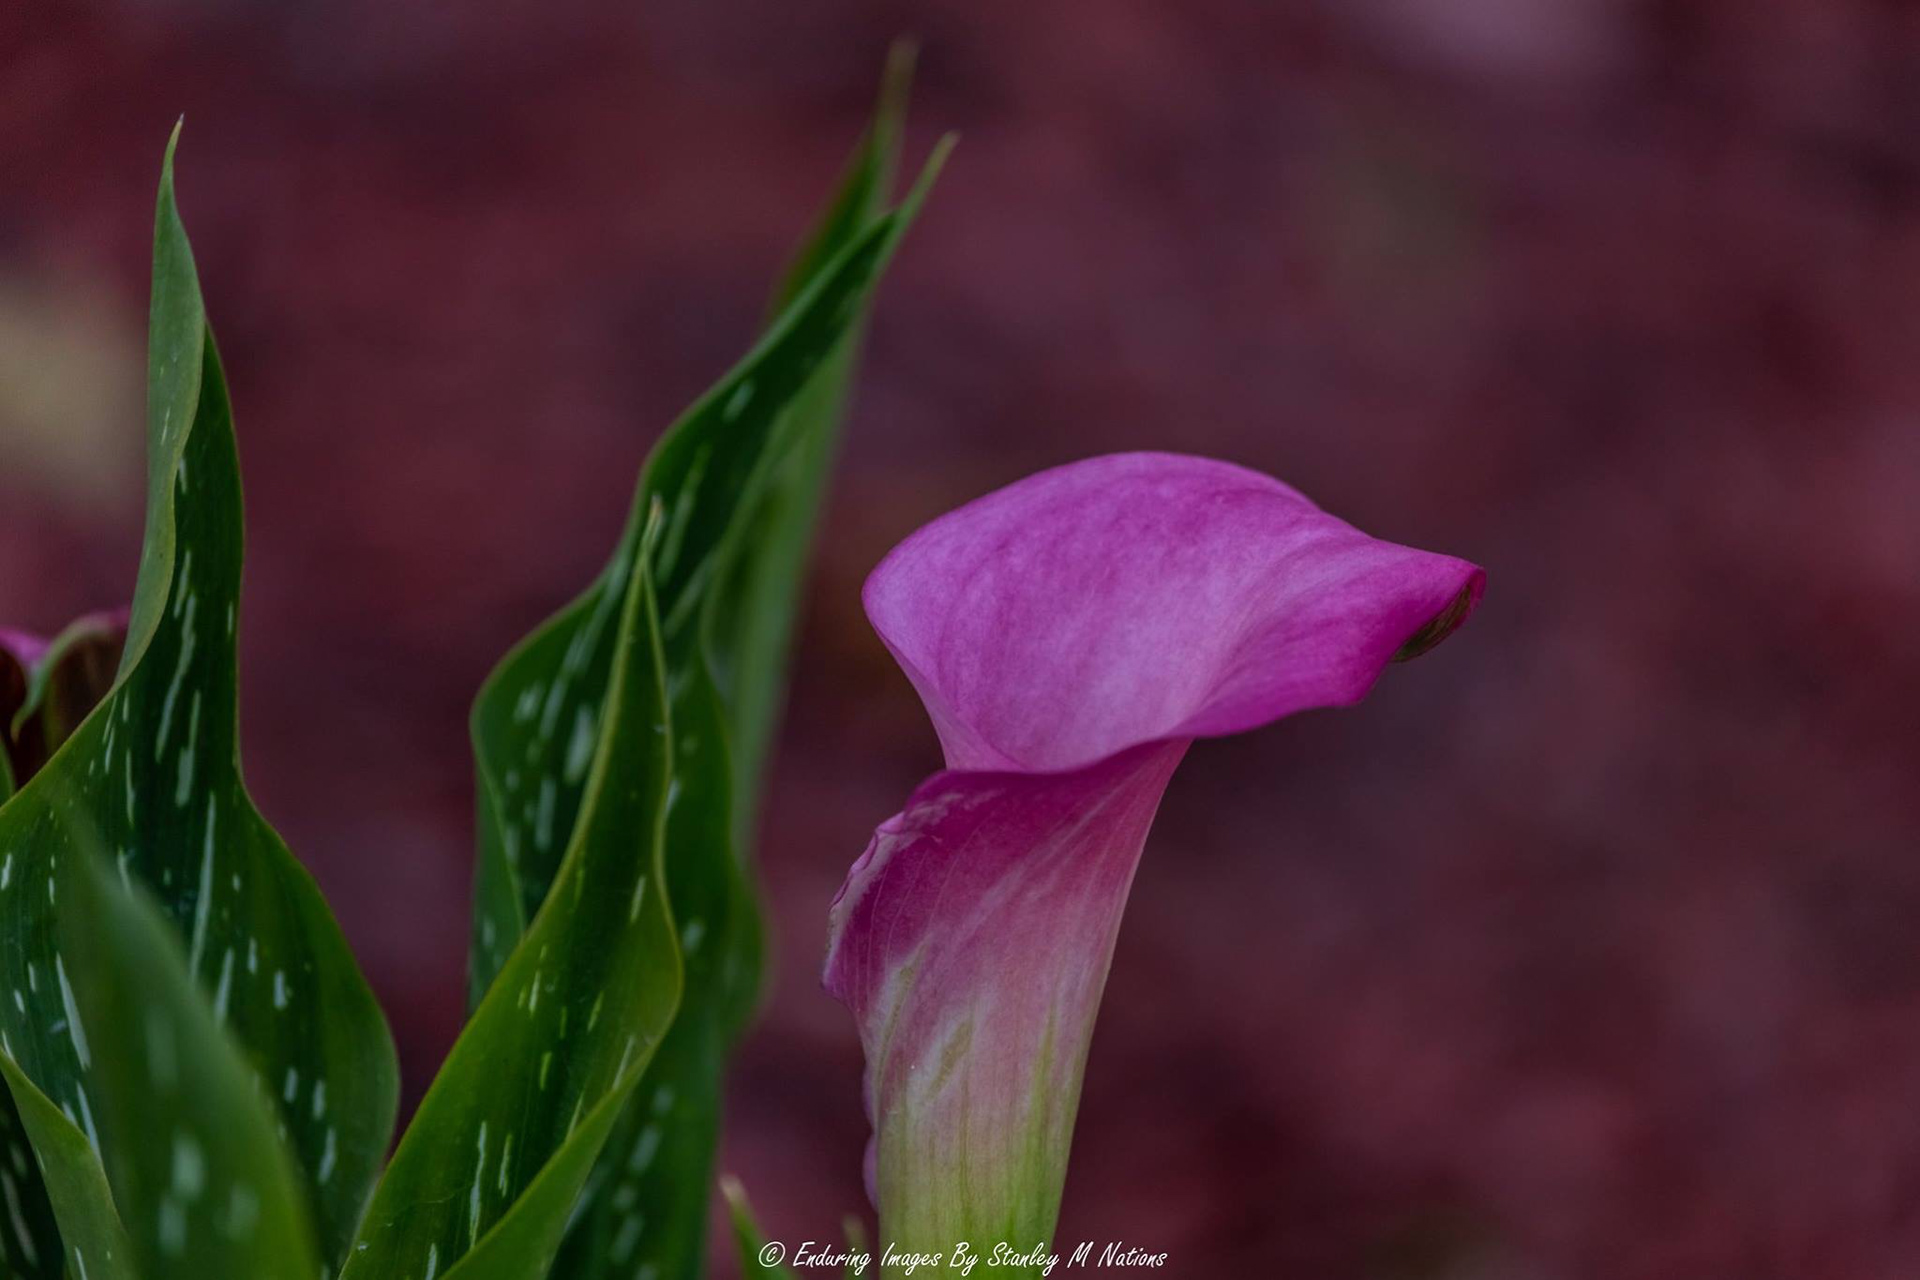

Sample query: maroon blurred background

[6,3,1920,1276]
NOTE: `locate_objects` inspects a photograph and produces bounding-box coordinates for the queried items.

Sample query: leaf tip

[163,117,185,179]
[879,38,918,126]
[899,132,958,221]
[157,116,192,235]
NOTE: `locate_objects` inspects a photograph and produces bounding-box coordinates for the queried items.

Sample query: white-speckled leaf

[0,128,398,1275]
[0,1057,96,1278]
[54,832,319,1279]
[344,519,677,1280]
[553,63,929,1280]
[459,85,941,1280]
[465,126,944,1010]
[0,621,125,1278]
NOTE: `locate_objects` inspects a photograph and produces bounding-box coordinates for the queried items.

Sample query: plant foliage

[0,49,941,1280]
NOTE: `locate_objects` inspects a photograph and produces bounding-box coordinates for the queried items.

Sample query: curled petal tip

[1392,573,1485,663]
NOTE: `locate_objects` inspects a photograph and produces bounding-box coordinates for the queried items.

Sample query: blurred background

[5,3,1920,1276]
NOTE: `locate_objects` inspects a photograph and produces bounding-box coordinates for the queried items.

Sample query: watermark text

[758,1238,1170,1274]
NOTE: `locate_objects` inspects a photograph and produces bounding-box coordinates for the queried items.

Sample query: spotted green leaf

[344,517,677,1280]
[560,77,929,1280]
[458,71,941,1280]
[0,617,126,1277]
[0,127,398,1276]
[53,829,319,1279]
[0,1058,123,1279]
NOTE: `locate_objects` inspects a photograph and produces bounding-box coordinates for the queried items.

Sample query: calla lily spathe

[824,453,1483,1264]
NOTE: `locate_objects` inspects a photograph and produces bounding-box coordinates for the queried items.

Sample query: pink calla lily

[824,453,1483,1261]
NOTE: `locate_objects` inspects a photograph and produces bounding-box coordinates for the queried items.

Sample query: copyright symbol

[759,1241,787,1267]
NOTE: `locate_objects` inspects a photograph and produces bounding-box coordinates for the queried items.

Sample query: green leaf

[563,92,929,1280]
[465,76,937,1011]
[53,831,320,1279]
[720,1176,793,1280]
[712,39,914,852]
[458,65,939,1280]
[0,630,128,1280]
[0,125,398,1275]
[0,1059,126,1279]
[344,519,678,1280]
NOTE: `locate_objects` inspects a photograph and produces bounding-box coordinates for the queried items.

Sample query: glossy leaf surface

[0,129,398,1275]
[557,69,929,1280]
[345,538,676,1280]
[57,836,320,1280]
[460,66,941,1280]
[0,617,126,1277]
